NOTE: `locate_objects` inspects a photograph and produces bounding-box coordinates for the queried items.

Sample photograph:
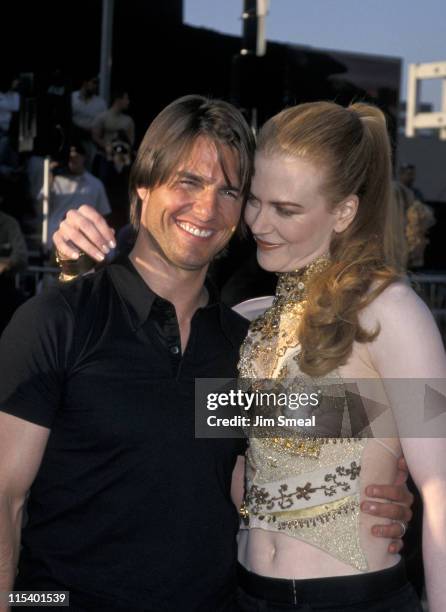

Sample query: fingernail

[96,252,105,261]
[373,526,383,536]
[109,240,116,249]
[363,503,376,512]
[102,244,110,254]
[71,252,79,260]
[371,487,378,497]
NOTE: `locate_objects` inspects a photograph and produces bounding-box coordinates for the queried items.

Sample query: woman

[234,101,446,611]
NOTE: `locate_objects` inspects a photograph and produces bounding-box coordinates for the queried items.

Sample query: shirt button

[170,345,180,355]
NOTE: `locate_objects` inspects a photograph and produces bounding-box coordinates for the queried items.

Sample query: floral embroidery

[245,461,361,513]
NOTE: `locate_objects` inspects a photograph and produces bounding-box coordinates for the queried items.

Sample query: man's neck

[129,241,209,323]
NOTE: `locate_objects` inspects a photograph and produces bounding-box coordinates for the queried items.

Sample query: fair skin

[0,136,242,608]
[239,151,446,610]
[245,154,357,272]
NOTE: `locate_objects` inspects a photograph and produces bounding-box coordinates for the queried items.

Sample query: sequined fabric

[238,255,369,571]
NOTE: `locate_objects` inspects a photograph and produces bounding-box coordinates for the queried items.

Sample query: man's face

[84,78,98,96]
[137,136,242,272]
[68,148,86,175]
[117,93,130,111]
[400,166,415,187]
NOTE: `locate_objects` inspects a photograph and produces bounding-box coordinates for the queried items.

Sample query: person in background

[399,163,424,202]
[0,207,27,333]
[92,90,134,156]
[91,91,135,228]
[42,142,110,251]
[71,75,107,168]
[0,77,20,139]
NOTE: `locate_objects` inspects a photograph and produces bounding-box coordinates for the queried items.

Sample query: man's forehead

[176,136,241,182]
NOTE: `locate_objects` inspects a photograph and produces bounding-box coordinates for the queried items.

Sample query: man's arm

[0,414,50,610]
[0,289,73,610]
[361,455,414,553]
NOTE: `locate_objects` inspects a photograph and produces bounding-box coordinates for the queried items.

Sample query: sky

[185,0,446,109]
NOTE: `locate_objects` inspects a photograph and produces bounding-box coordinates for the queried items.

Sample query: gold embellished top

[238,256,398,572]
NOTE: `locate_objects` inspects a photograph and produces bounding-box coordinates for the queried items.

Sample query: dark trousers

[237,560,422,611]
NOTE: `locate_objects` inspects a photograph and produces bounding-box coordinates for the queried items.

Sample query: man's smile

[176,220,216,239]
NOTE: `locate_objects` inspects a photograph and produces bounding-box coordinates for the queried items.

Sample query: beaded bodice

[238,256,370,571]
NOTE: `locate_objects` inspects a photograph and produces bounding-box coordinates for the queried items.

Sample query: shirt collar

[107,256,157,330]
[107,256,240,346]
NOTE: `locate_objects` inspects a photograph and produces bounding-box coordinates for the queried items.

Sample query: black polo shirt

[0,257,249,611]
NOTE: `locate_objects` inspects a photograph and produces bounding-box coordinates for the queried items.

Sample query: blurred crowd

[0,72,137,332]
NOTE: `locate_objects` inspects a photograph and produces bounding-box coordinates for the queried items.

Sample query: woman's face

[245,153,340,272]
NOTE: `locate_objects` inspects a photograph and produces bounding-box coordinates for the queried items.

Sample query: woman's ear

[334,195,359,233]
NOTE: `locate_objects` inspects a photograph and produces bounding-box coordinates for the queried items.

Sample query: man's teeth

[177,222,213,238]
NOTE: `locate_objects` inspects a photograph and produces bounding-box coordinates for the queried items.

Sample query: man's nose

[193,187,218,221]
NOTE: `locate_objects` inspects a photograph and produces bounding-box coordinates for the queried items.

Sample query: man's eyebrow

[176,171,240,192]
[221,183,241,193]
[176,171,206,182]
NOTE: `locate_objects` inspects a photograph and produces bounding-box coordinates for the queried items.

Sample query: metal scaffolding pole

[99,0,115,105]
[239,0,270,132]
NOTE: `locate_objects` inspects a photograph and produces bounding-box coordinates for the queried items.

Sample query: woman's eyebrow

[270,200,305,208]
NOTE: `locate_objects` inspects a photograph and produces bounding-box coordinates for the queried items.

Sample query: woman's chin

[256,251,281,273]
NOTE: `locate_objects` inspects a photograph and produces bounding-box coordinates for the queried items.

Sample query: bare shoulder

[360,280,431,331]
[360,280,446,378]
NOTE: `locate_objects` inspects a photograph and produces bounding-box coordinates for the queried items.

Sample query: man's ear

[137,187,149,202]
[334,195,359,233]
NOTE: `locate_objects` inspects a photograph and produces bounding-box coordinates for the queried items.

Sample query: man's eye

[222,190,238,199]
[180,179,196,186]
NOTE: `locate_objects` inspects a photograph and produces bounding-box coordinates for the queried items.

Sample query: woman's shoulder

[361,279,446,378]
[361,279,430,329]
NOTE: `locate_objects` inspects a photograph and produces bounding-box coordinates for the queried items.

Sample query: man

[0,209,28,333]
[399,163,424,201]
[43,142,111,250]
[91,89,134,227]
[0,96,412,611]
[71,75,107,168]
[92,90,135,157]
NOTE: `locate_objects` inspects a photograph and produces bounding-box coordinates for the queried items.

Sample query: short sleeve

[0,289,74,428]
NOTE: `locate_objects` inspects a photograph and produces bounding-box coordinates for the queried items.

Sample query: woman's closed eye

[275,206,300,217]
